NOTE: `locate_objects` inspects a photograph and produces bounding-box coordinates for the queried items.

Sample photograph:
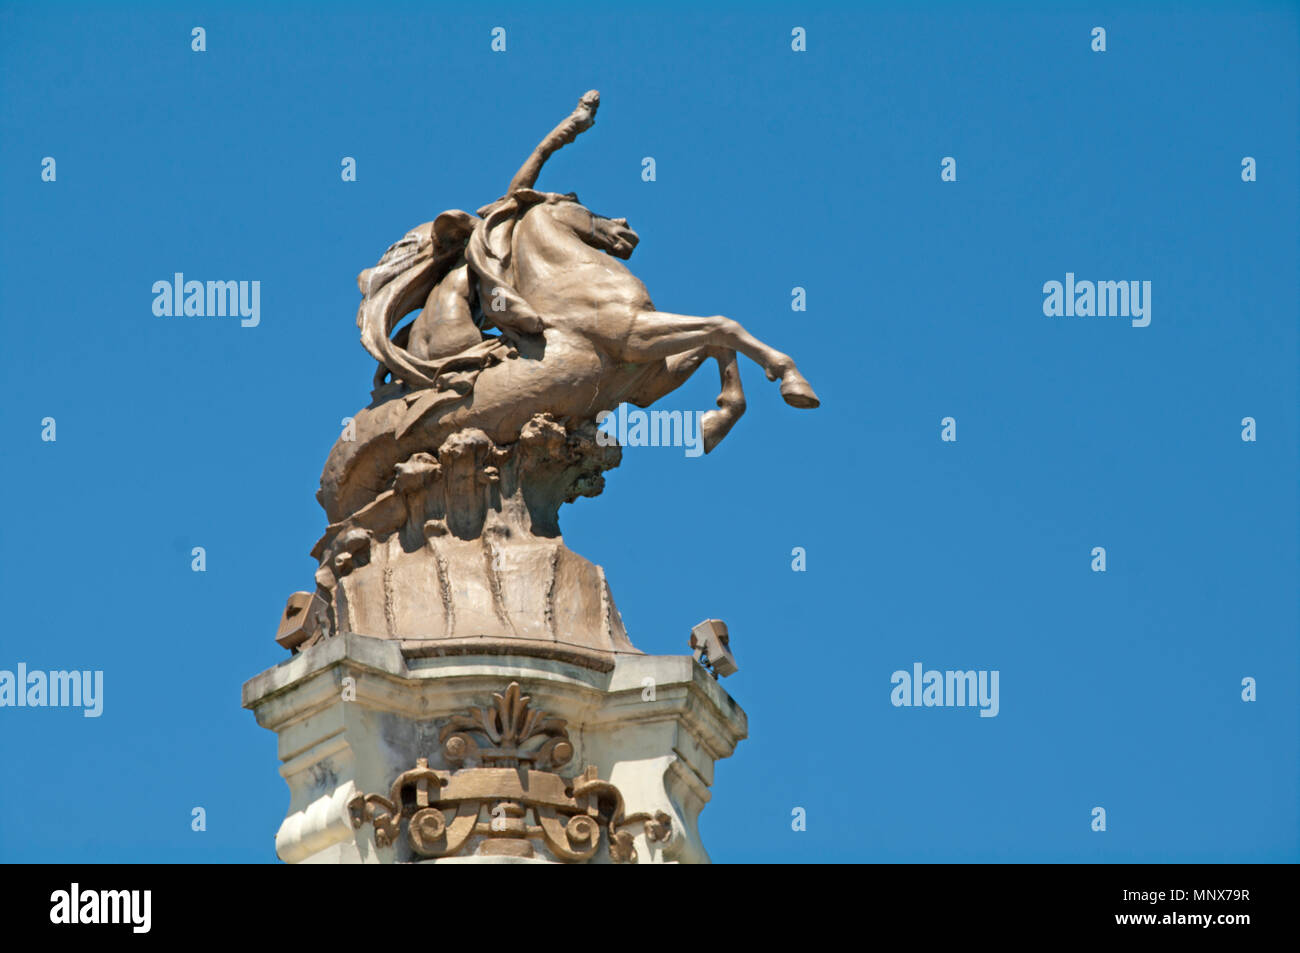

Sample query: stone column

[242,632,747,864]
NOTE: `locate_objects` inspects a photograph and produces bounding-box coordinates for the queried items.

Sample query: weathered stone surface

[242,633,747,864]
[306,415,634,666]
[281,90,818,669]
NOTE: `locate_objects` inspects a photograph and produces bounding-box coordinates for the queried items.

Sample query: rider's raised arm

[507,90,601,193]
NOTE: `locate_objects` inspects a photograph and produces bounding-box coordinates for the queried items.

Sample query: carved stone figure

[284,91,819,668]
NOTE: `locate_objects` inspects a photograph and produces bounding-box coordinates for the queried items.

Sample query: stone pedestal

[242,632,747,864]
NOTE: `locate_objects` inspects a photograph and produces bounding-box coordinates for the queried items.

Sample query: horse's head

[511,188,640,260]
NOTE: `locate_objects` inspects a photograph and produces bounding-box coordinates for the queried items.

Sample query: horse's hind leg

[622,310,819,409]
[626,345,746,453]
[672,346,745,452]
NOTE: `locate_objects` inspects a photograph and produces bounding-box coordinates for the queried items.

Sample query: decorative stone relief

[347,683,671,862]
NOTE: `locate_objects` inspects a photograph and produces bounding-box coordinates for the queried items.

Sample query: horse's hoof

[700,408,741,453]
[780,375,820,409]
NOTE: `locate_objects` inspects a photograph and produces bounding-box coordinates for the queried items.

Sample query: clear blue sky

[1,1,1296,862]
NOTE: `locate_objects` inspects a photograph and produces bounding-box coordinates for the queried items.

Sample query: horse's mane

[465,189,570,343]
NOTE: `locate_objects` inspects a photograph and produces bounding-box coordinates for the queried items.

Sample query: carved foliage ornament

[348,683,671,862]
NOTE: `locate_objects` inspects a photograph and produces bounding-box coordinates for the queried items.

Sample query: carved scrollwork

[570,771,675,864]
[441,731,479,765]
[347,793,403,848]
[408,807,447,853]
[347,682,671,863]
[438,681,571,770]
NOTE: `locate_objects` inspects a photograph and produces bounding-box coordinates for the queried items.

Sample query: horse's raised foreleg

[624,345,746,453]
[621,311,819,409]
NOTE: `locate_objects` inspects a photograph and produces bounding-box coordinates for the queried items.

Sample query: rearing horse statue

[321,90,818,526]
